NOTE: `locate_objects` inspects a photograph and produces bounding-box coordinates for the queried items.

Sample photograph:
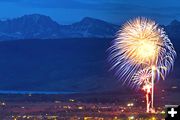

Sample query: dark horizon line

[0,90,78,95]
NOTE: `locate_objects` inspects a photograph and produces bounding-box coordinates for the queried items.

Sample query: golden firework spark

[117,18,162,65]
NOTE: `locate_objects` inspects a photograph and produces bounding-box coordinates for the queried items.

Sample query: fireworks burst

[109,17,176,113]
[132,68,152,89]
[109,17,176,86]
[132,66,167,89]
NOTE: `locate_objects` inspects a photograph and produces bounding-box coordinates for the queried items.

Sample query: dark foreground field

[0,38,117,92]
[0,38,179,93]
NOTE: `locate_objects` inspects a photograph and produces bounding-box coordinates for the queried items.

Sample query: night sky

[0,0,179,25]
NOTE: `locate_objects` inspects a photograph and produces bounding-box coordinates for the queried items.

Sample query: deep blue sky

[0,0,180,25]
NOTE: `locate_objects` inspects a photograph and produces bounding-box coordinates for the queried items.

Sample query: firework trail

[109,17,176,112]
[132,68,153,112]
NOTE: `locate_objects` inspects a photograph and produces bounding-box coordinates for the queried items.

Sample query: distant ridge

[61,17,119,38]
[0,14,179,40]
[165,19,180,40]
[0,14,119,40]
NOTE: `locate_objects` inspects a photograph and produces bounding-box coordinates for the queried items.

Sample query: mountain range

[0,14,179,40]
[0,14,119,40]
